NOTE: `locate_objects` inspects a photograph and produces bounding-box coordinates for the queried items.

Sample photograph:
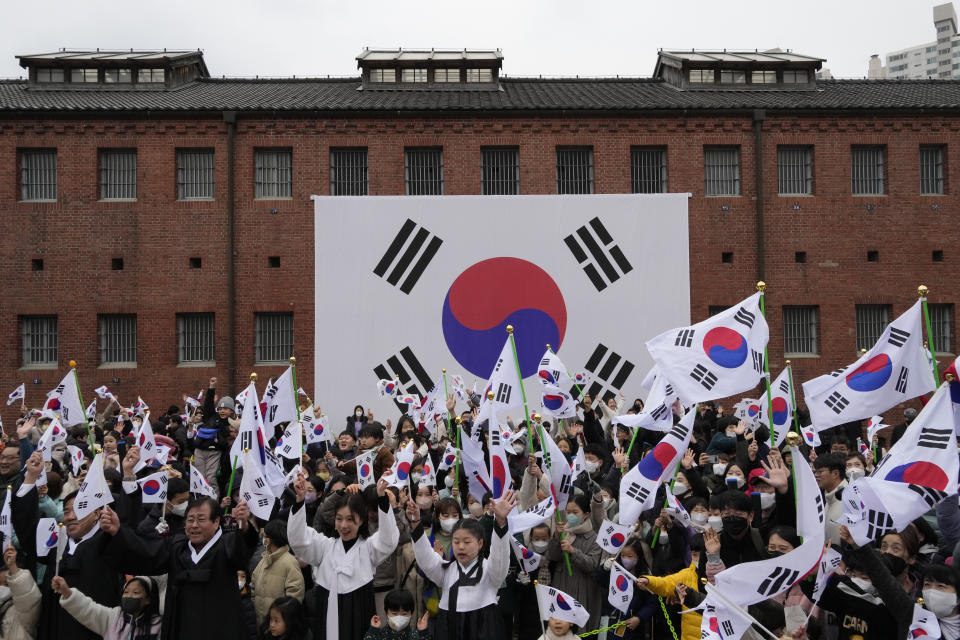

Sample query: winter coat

[59,587,162,640]
[546,522,603,631]
[643,562,701,640]
[251,545,305,623]
[363,624,430,640]
[4,569,42,640]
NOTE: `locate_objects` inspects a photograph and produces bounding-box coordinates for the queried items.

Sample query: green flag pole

[289,357,301,422]
[442,369,454,440]
[225,453,240,514]
[919,285,941,382]
[505,326,534,452]
[531,413,573,576]
[758,282,776,449]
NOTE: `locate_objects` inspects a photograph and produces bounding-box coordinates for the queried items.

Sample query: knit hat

[217,396,235,411]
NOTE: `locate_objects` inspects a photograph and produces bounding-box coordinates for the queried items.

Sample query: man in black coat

[100,495,258,640]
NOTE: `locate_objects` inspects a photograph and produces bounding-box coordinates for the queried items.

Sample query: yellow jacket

[642,563,701,640]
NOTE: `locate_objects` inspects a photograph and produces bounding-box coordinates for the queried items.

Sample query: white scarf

[940,614,960,640]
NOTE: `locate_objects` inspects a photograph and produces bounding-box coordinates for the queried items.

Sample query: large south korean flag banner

[314,195,690,421]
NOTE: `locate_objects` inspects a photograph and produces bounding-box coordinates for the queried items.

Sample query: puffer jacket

[4,568,42,640]
[250,545,305,623]
[643,562,701,640]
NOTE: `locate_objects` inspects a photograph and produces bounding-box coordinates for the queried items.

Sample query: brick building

[0,47,957,422]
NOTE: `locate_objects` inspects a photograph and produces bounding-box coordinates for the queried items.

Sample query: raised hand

[376,472,391,497]
[492,489,517,526]
[24,451,43,484]
[682,448,695,469]
[122,445,141,477]
[3,546,19,574]
[293,473,308,503]
[51,576,72,597]
[417,611,429,631]
[839,525,857,548]
[405,499,420,525]
[635,576,650,589]
[370,615,382,629]
[612,448,626,469]
[209,377,217,388]
[99,505,120,536]
[233,501,251,530]
[703,526,721,554]
[760,455,789,494]
[734,420,748,436]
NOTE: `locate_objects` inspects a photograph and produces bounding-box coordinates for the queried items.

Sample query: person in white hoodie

[2,547,42,640]
[50,574,162,640]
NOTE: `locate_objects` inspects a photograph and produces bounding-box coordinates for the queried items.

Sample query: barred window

[783,306,819,355]
[99,149,137,200]
[920,145,945,195]
[481,147,519,195]
[255,313,294,363]
[369,69,396,83]
[405,148,444,195]
[254,149,293,199]
[177,149,215,200]
[929,303,954,353]
[138,69,165,83]
[851,146,885,195]
[855,304,891,352]
[401,68,428,83]
[466,69,493,83]
[177,313,215,363]
[434,68,460,83]
[99,314,137,365]
[631,147,667,194]
[556,147,594,194]
[777,146,813,195]
[20,316,57,366]
[36,69,64,83]
[704,147,740,196]
[330,148,369,196]
[71,69,98,83]
[20,149,57,201]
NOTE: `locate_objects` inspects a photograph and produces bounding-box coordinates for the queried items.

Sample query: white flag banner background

[0,490,11,549]
[313,194,690,423]
[612,369,679,433]
[646,292,769,405]
[732,398,763,428]
[66,445,86,476]
[37,419,67,462]
[507,495,556,535]
[535,584,591,628]
[509,535,543,573]
[437,443,459,472]
[803,300,936,431]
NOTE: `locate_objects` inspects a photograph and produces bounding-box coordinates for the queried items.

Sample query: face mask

[304,492,317,504]
[565,514,582,528]
[444,475,455,488]
[237,580,246,590]
[585,460,599,474]
[415,496,433,510]
[120,597,144,615]
[169,501,188,517]
[726,476,745,489]
[468,503,483,518]
[602,498,612,510]
[766,550,784,559]
[317,471,330,481]
[923,589,958,618]
[440,517,458,533]
[411,473,422,485]
[672,482,688,496]
[846,468,865,482]
[513,442,525,454]
[713,463,727,476]
[388,615,411,631]
[355,410,363,417]
[850,576,876,596]
[691,512,709,526]
[532,540,549,553]
[620,557,638,570]
[722,515,749,536]
[708,516,724,532]
[759,493,776,510]
[881,552,907,577]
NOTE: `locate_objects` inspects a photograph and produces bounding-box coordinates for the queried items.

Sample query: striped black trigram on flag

[563,217,632,292]
[865,509,895,540]
[910,484,948,508]
[624,481,651,504]
[918,427,953,450]
[690,364,718,391]
[778,379,790,395]
[824,391,849,414]
[373,347,434,413]
[895,366,909,394]
[649,403,669,422]
[756,566,800,597]
[575,344,635,401]
[372,219,443,294]
[829,366,848,378]
[667,421,688,441]
[888,327,910,348]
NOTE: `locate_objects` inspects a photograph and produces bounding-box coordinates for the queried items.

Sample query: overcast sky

[0,0,948,80]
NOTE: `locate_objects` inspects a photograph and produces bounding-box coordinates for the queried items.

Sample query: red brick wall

[0,111,956,427]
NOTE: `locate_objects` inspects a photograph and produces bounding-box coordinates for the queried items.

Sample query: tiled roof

[1,76,960,113]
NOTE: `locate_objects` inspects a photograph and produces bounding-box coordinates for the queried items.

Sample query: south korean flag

[608,561,635,614]
[313,194,690,428]
[803,300,935,432]
[276,422,303,460]
[596,519,635,554]
[646,292,769,405]
[910,603,942,640]
[613,368,679,433]
[535,584,590,628]
[509,535,542,573]
[537,349,573,389]
[507,494,556,535]
[239,449,275,521]
[759,366,795,447]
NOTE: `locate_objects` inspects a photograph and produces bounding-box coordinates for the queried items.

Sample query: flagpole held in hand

[757,283,776,449]
[547,343,585,399]
[919,285,941,381]
[532,580,548,640]
[442,369,453,440]
[786,360,802,437]
[533,413,573,576]
[454,416,463,497]
[505,326,534,452]
[224,453,240,514]
[69,361,94,450]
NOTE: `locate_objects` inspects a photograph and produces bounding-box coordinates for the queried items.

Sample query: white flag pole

[532,581,548,640]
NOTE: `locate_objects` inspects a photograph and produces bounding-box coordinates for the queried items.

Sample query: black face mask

[766,550,784,559]
[881,552,907,576]
[722,515,749,536]
[120,597,144,615]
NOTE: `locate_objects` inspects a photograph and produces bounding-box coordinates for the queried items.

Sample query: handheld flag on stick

[262,366,298,429]
[276,422,303,460]
[535,584,590,627]
[74,454,114,520]
[189,465,216,499]
[355,450,377,490]
[6,384,24,406]
[239,449,276,520]
[510,535,542,573]
[607,561,635,614]
[137,471,169,504]
[596,519,635,554]
[507,495,556,535]
[44,370,86,426]
[36,518,59,557]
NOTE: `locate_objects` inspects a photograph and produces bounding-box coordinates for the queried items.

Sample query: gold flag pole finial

[756,281,766,293]
[69,360,77,368]
[250,372,258,382]
[289,356,296,365]
[785,432,801,447]
[918,284,929,298]
[506,325,514,334]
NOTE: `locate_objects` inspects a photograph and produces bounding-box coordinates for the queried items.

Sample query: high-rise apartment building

[879,3,960,79]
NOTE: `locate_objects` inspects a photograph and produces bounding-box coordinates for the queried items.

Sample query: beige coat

[250,545,305,623]
[4,569,42,640]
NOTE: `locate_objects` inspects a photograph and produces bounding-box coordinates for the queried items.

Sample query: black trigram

[895,366,908,394]
[815,494,825,523]
[254,476,266,490]
[240,431,254,451]
[733,306,756,329]
[557,473,572,495]
[757,566,800,596]
[575,344,635,401]
[751,350,765,373]
[489,429,502,447]
[668,422,688,440]
[675,329,695,348]
[690,364,718,390]
[778,379,790,394]
[664,383,675,396]
[372,218,443,294]
[256,497,270,508]
[825,391,849,414]
[829,367,848,378]
[495,383,512,404]
[910,484,948,508]
[721,620,735,637]
[650,404,669,422]
[918,427,953,449]
[563,217,633,292]
[539,358,562,384]
[865,509,894,540]
[888,327,910,348]
[625,481,650,504]
[374,346,434,414]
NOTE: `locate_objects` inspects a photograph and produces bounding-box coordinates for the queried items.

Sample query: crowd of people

[0,374,955,640]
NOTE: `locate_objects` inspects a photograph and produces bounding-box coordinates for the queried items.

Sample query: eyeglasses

[185,516,211,526]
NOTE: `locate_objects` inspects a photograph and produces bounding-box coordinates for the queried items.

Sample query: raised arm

[287,474,334,566]
[405,499,446,586]
[483,489,517,588]
[368,476,400,565]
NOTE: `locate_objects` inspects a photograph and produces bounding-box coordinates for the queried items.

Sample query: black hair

[767,525,801,550]
[261,596,308,640]
[264,519,289,548]
[358,424,384,441]
[689,533,706,553]
[813,453,845,475]
[326,492,370,538]
[451,517,485,543]
[186,497,222,523]
[620,538,648,572]
[124,575,162,640]
[338,431,357,442]
[530,522,551,538]
[167,477,189,498]
[352,405,364,415]
[569,493,591,516]
[583,443,607,461]
[104,430,122,443]
[717,490,753,513]
[684,497,708,513]
[435,497,462,520]
[480,491,493,508]
[62,489,80,508]
[912,515,939,547]
[923,563,960,591]
[45,471,64,500]
[384,588,416,613]
[830,436,851,448]
[396,415,416,435]
[846,452,868,468]
[748,600,785,635]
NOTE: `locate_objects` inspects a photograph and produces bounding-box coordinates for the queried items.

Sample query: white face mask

[846,468,865,482]
[850,576,876,596]
[671,482,688,496]
[513,442,525,454]
[602,498,612,509]
[708,516,724,532]
[713,463,727,476]
[238,580,246,590]
[532,540,549,553]
[585,460,599,474]
[440,517,458,533]
[923,589,958,618]
[411,473,422,485]
[444,475,455,488]
[169,501,188,517]
[726,475,745,489]
[691,512,709,526]
[759,493,776,510]
[388,615,411,631]
[355,410,363,417]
